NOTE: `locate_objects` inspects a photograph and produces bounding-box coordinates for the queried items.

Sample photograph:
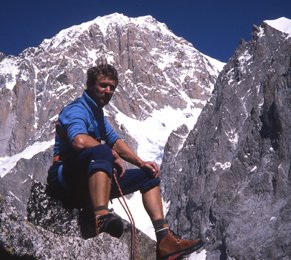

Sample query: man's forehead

[97,75,116,82]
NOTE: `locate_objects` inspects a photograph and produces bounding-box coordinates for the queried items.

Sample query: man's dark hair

[86,64,118,88]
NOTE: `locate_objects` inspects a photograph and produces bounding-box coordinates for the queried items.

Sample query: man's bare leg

[88,170,124,238]
[88,171,111,215]
[142,185,165,222]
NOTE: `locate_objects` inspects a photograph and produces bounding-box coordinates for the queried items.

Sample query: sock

[94,205,109,217]
[153,219,169,242]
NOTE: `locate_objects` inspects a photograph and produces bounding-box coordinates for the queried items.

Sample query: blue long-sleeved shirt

[53,90,120,156]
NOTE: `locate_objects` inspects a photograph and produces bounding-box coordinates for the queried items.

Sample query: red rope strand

[113,172,138,260]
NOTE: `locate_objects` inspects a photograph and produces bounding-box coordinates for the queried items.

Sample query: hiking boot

[156,229,204,260]
[95,213,124,238]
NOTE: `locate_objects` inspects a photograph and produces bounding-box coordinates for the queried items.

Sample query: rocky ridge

[161,18,291,259]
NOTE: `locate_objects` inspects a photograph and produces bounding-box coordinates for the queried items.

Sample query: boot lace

[96,215,105,234]
[169,230,183,244]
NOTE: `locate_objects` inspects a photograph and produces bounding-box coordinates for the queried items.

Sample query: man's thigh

[110,168,160,199]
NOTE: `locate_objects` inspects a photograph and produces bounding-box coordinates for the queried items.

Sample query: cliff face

[161,20,291,259]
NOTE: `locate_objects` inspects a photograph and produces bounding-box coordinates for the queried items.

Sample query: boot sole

[97,214,124,238]
[105,217,123,238]
[157,240,204,260]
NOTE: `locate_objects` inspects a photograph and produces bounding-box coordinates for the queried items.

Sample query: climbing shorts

[47,144,160,199]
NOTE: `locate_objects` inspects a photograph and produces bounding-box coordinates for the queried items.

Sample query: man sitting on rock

[47,63,203,259]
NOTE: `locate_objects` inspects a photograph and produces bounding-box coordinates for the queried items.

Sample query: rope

[113,172,138,260]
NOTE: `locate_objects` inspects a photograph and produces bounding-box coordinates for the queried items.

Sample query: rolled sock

[153,219,169,242]
[94,205,108,216]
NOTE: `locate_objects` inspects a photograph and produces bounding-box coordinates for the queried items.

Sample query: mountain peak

[40,13,177,51]
[92,13,173,36]
[264,17,291,37]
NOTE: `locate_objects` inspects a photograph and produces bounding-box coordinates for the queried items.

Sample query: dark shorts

[47,144,160,201]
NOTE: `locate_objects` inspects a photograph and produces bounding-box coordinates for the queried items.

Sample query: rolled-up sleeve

[58,92,120,146]
[104,117,120,146]
[59,105,88,143]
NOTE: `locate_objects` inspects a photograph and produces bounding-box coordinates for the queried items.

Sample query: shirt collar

[82,90,102,112]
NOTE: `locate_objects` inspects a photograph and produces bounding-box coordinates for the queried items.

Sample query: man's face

[88,75,117,107]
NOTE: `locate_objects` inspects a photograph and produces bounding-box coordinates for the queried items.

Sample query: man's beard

[95,93,112,107]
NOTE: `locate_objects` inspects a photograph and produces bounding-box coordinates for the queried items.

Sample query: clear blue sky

[1,0,290,62]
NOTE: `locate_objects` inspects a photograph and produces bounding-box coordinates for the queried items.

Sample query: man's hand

[111,149,126,177]
[140,161,160,179]
[113,156,126,177]
[112,139,160,178]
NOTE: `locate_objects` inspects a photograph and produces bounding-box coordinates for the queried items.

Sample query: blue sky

[1,0,290,62]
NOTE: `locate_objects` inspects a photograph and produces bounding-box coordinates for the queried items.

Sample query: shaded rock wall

[161,21,291,259]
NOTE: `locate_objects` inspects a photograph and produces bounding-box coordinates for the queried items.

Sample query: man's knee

[83,144,114,177]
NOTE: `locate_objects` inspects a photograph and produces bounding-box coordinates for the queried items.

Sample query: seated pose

[47,64,203,259]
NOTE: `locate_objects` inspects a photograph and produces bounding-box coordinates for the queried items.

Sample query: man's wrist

[136,159,145,168]
[112,149,119,159]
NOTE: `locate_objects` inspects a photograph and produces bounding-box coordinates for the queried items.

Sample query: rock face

[0,181,156,259]
[161,21,291,259]
[0,149,52,215]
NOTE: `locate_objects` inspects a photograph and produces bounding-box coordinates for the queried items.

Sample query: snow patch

[0,57,19,90]
[201,53,225,72]
[225,128,239,146]
[0,140,54,178]
[9,191,22,202]
[212,162,231,171]
[270,216,276,222]
[187,249,207,260]
[238,49,253,71]
[257,26,265,38]
[115,106,202,165]
[250,166,257,172]
[264,17,291,37]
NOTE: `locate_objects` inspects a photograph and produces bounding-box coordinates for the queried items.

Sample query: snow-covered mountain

[1,13,290,259]
[0,12,223,259]
[264,17,291,36]
[0,12,223,167]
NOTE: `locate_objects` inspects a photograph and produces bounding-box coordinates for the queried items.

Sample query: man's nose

[104,85,111,93]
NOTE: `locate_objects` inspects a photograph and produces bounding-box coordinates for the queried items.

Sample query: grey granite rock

[0,181,156,260]
[161,20,291,259]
